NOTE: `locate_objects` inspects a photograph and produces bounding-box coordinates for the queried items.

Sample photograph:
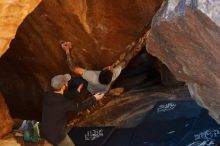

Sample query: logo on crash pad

[157,102,177,113]
[85,129,104,141]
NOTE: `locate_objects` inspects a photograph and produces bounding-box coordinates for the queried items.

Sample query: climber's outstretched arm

[61,42,85,76]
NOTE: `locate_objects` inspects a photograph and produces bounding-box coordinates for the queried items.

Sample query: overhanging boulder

[147,0,220,122]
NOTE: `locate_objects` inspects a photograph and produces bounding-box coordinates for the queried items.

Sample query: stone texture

[0,0,163,119]
[0,137,20,146]
[77,85,190,127]
[0,93,13,138]
[0,0,41,57]
[154,60,181,86]
[147,0,220,122]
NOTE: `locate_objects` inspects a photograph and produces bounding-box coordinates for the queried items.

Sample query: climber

[61,41,121,95]
[61,38,145,95]
[40,74,104,146]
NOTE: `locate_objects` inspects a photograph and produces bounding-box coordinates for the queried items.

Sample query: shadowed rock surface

[147,0,220,122]
[77,85,191,127]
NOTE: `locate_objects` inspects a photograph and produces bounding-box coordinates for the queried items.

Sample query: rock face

[0,0,163,119]
[147,0,220,122]
[0,137,20,146]
[78,85,190,127]
[0,0,41,57]
[0,93,13,138]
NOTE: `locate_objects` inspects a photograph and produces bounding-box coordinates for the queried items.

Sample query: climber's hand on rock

[94,93,104,101]
[61,41,72,53]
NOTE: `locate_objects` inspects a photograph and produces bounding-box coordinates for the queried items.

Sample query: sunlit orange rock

[0,93,13,138]
[0,0,41,57]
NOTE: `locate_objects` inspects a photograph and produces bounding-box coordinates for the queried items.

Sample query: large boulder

[0,0,163,119]
[147,0,220,122]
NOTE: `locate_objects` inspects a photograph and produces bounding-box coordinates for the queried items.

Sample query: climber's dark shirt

[40,91,96,145]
